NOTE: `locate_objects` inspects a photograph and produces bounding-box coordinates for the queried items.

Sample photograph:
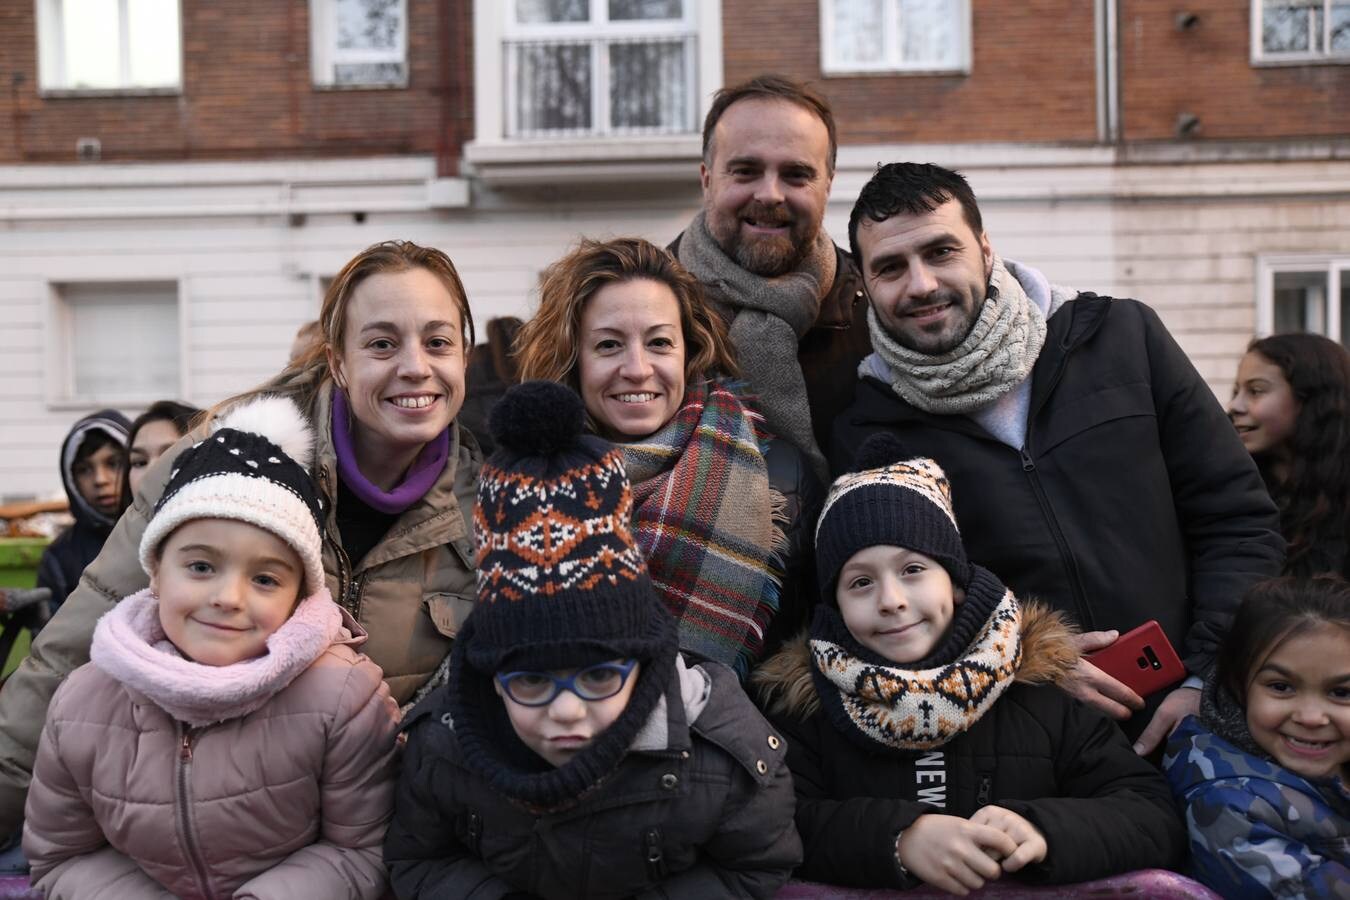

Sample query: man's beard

[709,201,820,277]
[891,288,981,355]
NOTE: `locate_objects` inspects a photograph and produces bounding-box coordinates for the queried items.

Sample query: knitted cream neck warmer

[810,566,1022,752]
[868,254,1047,415]
[90,587,343,727]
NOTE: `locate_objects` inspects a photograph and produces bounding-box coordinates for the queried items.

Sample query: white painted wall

[4,150,1349,499]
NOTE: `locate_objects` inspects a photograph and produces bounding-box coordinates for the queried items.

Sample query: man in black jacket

[671,74,870,480]
[830,162,1284,754]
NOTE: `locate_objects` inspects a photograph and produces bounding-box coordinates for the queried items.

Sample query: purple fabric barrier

[777,870,1220,899]
[0,877,37,900]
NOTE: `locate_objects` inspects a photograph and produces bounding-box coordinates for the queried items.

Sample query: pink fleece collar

[90,588,343,727]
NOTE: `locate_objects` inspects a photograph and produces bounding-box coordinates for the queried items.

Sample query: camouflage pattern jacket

[1165,716,1350,899]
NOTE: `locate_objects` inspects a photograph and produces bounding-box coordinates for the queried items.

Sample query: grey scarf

[678,211,834,480]
[868,254,1047,415]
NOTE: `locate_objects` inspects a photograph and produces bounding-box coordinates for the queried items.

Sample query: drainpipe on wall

[1095,0,1120,144]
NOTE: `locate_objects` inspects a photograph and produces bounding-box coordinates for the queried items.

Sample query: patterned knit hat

[449,380,677,809]
[139,396,325,595]
[815,433,972,598]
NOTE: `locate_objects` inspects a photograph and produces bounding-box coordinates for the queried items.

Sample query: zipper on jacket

[174,726,216,900]
[344,571,367,621]
[643,828,665,880]
[975,774,993,808]
[325,532,357,618]
[1016,446,1095,631]
[466,811,483,855]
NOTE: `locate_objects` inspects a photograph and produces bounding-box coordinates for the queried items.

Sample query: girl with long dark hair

[1229,333,1350,578]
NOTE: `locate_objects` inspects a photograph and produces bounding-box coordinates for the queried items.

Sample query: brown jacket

[0,381,479,836]
[24,640,398,899]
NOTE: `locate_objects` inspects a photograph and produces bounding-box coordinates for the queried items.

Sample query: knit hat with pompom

[448,380,677,809]
[139,396,325,596]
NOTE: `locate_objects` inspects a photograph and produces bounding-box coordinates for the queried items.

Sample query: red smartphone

[1085,620,1186,698]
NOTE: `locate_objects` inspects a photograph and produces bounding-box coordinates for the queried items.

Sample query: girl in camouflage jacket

[1165,576,1350,899]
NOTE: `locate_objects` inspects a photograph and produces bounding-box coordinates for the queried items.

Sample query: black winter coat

[759,437,824,663]
[385,662,802,900]
[755,606,1187,889]
[830,295,1283,678]
[36,409,130,618]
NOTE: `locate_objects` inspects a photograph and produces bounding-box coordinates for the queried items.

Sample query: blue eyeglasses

[495,660,639,707]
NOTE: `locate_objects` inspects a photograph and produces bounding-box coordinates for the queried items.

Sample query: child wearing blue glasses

[384,382,801,900]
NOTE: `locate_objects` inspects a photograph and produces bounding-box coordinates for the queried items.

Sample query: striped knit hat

[815,433,972,598]
[449,380,677,808]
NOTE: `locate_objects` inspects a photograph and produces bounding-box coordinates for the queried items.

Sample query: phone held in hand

[1085,620,1186,698]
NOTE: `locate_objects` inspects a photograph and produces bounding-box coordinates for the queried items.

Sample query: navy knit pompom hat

[465,379,674,673]
[449,381,677,809]
[815,433,972,599]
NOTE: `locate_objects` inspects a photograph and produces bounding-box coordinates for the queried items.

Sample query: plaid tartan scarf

[620,380,779,675]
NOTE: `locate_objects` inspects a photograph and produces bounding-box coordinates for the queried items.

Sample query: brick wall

[0,0,472,172]
[722,0,1100,145]
[1119,0,1350,141]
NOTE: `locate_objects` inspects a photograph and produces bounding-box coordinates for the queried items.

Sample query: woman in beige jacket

[0,241,482,840]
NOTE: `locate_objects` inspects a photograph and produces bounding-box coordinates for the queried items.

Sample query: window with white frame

[36,0,182,92]
[1258,258,1349,345]
[821,0,970,74]
[48,282,181,404]
[310,0,408,88]
[1253,0,1350,63]
[504,0,698,138]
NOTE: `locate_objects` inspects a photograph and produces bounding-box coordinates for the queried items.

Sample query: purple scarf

[331,389,450,514]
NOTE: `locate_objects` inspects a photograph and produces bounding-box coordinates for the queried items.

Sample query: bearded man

[672,75,870,479]
[832,162,1284,755]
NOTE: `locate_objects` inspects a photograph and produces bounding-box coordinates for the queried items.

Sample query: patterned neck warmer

[810,565,1022,753]
[868,254,1047,415]
[678,211,835,480]
[620,379,780,674]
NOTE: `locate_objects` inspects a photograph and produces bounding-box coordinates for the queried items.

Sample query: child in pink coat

[23,396,400,900]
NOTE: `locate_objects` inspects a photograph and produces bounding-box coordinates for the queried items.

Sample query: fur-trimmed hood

[752,599,1079,721]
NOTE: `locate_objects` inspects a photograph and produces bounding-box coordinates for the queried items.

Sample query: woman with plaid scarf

[515,237,823,675]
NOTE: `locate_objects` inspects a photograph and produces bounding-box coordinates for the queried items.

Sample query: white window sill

[463,135,703,187]
[312,81,410,91]
[38,87,181,98]
[1250,55,1350,67]
[821,64,970,77]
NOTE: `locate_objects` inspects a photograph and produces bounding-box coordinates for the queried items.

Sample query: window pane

[830,0,885,66]
[1262,0,1323,53]
[61,0,122,89]
[336,0,403,50]
[609,0,682,20]
[1272,270,1328,334]
[514,43,592,134]
[126,0,181,87]
[65,283,179,401]
[516,0,588,23]
[609,40,686,130]
[899,0,963,67]
[1332,0,1350,51]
